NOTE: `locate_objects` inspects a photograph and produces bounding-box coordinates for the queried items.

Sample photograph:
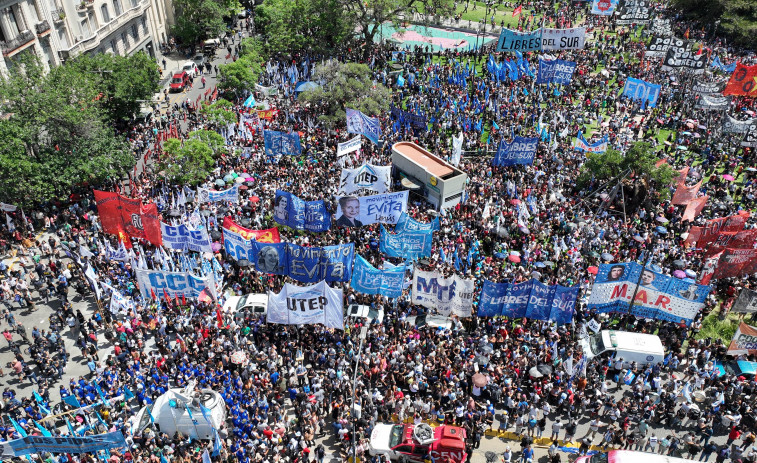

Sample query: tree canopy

[159,137,215,185]
[68,52,160,121]
[670,0,757,46]
[299,61,390,127]
[218,37,265,94]
[577,141,676,206]
[0,55,133,207]
[172,0,237,44]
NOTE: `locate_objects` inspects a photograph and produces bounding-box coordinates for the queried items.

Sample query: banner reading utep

[587,262,710,325]
[334,191,408,226]
[222,217,280,243]
[350,254,405,298]
[684,211,750,246]
[395,211,440,233]
[339,164,392,196]
[267,281,344,330]
[379,225,434,260]
[6,432,129,457]
[540,27,585,50]
[727,322,757,355]
[477,279,578,324]
[412,270,475,317]
[135,269,216,301]
[273,190,331,232]
[496,28,542,52]
[94,190,162,247]
[492,136,538,166]
[161,223,212,253]
[222,228,354,283]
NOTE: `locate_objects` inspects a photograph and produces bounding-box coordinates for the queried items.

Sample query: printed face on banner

[335,191,408,226]
[274,191,331,232]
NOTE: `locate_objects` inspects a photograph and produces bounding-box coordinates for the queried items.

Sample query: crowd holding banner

[273,190,331,231]
[492,136,538,166]
[338,164,392,195]
[478,279,579,324]
[334,191,408,226]
[266,281,344,330]
[197,185,239,203]
[411,270,475,317]
[350,255,406,298]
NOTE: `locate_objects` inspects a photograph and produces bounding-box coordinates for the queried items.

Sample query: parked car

[169,71,190,92]
[182,61,198,78]
[193,54,206,69]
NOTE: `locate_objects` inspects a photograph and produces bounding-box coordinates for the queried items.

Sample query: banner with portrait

[334,191,409,226]
[273,190,331,232]
[587,262,710,325]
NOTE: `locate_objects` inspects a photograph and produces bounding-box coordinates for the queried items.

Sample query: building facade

[0,0,170,75]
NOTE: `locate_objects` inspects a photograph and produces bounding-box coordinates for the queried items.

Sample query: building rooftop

[393,142,454,177]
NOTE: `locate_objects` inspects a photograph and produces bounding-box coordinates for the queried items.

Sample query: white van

[579,330,665,367]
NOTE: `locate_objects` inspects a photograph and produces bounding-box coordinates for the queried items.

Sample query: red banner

[682,195,708,222]
[700,247,757,284]
[673,166,689,185]
[222,217,281,243]
[723,62,757,96]
[684,211,750,246]
[709,228,757,248]
[94,190,162,247]
[671,180,701,205]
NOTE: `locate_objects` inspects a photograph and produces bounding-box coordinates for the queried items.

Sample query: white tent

[132,387,226,440]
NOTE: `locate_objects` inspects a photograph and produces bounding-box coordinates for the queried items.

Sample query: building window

[101,4,110,22]
[6,7,21,36]
[131,24,138,39]
[110,39,116,53]
[112,0,121,15]
[121,31,127,48]
[141,16,146,32]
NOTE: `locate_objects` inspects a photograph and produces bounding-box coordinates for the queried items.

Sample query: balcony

[35,20,51,36]
[58,0,149,59]
[1,30,35,57]
[51,8,66,23]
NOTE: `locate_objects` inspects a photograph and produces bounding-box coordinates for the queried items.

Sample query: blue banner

[587,262,710,325]
[574,132,609,153]
[223,229,354,283]
[496,28,542,52]
[621,78,661,108]
[478,279,578,324]
[591,0,618,15]
[135,269,216,301]
[161,223,212,253]
[264,130,302,157]
[197,185,239,203]
[274,190,331,232]
[395,212,440,233]
[390,104,428,131]
[350,255,406,298]
[346,108,381,144]
[7,432,129,456]
[536,59,577,85]
[379,225,434,260]
[492,136,538,166]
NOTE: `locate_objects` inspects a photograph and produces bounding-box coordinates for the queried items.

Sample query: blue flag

[35,420,53,437]
[63,394,81,409]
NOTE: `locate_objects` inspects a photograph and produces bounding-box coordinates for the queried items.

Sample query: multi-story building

[0,0,170,75]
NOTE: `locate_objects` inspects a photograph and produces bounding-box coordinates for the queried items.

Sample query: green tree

[172,0,236,44]
[0,55,133,206]
[344,0,455,57]
[200,98,238,126]
[159,138,215,185]
[255,0,354,55]
[299,61,390,127]
[189,129,227,154]
[69,52,160,121]
[218,55,263,94]
[577,141,676,205]
[670,0,757,46]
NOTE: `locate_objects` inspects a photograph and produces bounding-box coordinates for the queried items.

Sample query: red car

[369,423,467,463]
[169,71,190,92]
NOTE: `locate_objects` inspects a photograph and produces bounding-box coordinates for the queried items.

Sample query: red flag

[182,294,186,306]
[685,211,750,247]
[150,288,157,300]
[684,28,690,39]
[94,191,163,246]
[222,217,281,243]
[723,62,757,96]
[682,195,708,222]
[696,43,703,56]
[216,309,223,327]
[513,5,522,16]
[175,293,180,307]
[163,288,171,305]
[671,180,702,205]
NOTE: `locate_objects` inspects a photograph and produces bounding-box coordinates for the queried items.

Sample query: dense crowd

[1,2,757,463]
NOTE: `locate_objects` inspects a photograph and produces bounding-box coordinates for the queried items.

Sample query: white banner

[161,222,212,253]
[267,281,344,330]
[334,191,408,227]
[135,269,216,301]
[411,270,475,317]
[337,135,362,157]
[451,133,463,166]
[197,185,239,203]
[540,27,586,50]
[338,164,391,196]
[0,202,17,212]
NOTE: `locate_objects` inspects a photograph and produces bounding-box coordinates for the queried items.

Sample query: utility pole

[351,325,368,463]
